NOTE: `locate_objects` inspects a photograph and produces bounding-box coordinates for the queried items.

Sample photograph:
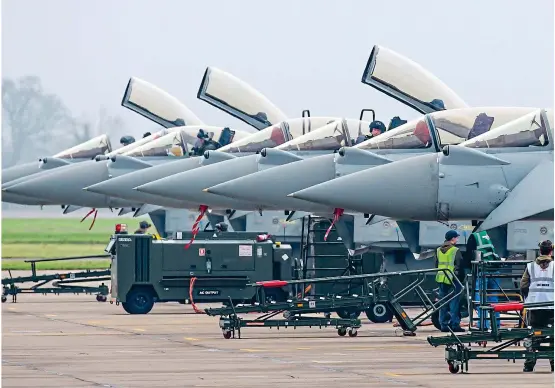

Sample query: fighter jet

[288,108,553,234]
[2,134,113,206]
[204,107,536,213]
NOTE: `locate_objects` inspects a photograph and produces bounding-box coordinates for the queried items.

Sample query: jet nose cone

[136,155,260,209]
[207,154,337,211]
[85,180,116,195]
[290,153,440,220]
[5,160,109,206]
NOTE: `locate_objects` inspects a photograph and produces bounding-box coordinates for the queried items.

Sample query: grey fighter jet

[289,108,554,234]
[2,134,113,206]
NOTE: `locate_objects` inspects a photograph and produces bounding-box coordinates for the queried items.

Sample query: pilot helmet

[430,99,446,110]
[369,121,386,133]
[120,135,136,146]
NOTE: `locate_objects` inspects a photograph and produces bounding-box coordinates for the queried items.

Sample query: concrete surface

[2,284,554,387]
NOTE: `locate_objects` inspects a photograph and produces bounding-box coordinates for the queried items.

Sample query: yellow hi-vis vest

[436,246,458,285]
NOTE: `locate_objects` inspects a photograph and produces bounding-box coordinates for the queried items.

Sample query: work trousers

[474,276,500,329]
[438,282,461,329]
[524,309,554,369]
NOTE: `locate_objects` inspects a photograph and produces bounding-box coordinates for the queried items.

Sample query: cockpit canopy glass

[197,67,287,130]
[53,134,112,159]
[109,129,169,156]
[362,46,468,114]
[122,77,203,128]
[431,107,539,146]
[355,118,433,150]
[460,109,552,149]
[125,130,187,157]
[219,117,340,153]
[277,119,372,151]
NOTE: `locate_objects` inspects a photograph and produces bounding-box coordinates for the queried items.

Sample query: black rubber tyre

[448,362,459,374]
[223,331,232,339]
[337,328,347,336]
[348,329,358,337]
[336,308,362,319]
[96,294,107,302]
[1,295,7,303]
[365,303,393,323]
[121,287,154,314]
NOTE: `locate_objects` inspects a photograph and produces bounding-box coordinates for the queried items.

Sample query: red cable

[184,205,209,249]
[80,208,98,230]
[324,208,344,241]
[188,277,205,314]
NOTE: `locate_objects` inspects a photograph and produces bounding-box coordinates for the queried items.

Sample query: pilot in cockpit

[355,120,386,144]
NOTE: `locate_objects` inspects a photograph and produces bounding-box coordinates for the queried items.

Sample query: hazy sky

[2,0,554,140]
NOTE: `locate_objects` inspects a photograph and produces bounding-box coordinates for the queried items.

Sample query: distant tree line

[2,75,127,167]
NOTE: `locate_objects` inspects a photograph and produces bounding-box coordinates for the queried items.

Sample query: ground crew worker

[520,240,554,372]
[435,230,465,332]
[355,120,386,144]
[134,220,151,234]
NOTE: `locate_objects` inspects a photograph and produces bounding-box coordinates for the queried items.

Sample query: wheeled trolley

[2,255,111,303]
[204,268,464,339]
[428,301,554,373]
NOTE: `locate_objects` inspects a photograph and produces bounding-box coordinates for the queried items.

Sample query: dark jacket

[435,241,464,282]
[521,255,553,298]
[134,229,145,234]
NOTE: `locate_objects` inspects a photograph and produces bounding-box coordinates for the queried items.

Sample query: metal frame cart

[428,258,554,373]
[428,301,553,373]
[204,268,463,339]
[2,255,111,303]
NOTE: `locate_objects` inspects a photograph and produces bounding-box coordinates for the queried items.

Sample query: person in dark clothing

[120,135,136,147]
[134,220,152,234]
[521,240,554,372]
[355,120,386,144]
[435,230,465,332]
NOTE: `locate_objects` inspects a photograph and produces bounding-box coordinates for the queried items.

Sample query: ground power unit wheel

[365,302,393,323]
[122,288,154,314]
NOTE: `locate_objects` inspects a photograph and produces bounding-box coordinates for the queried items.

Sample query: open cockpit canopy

[460,108,553,149]
[197,67,287,130]
[122,77,203,128]
[361,45,468,114]
[53,134,112,159]
[277,119,372,151]
[218,117,340,153]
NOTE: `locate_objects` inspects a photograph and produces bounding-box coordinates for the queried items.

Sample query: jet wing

[197,67,287,130]
[477,158,554,231]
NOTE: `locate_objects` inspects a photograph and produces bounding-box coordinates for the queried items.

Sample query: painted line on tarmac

[133,328,146,332]
[184,337,199,341]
